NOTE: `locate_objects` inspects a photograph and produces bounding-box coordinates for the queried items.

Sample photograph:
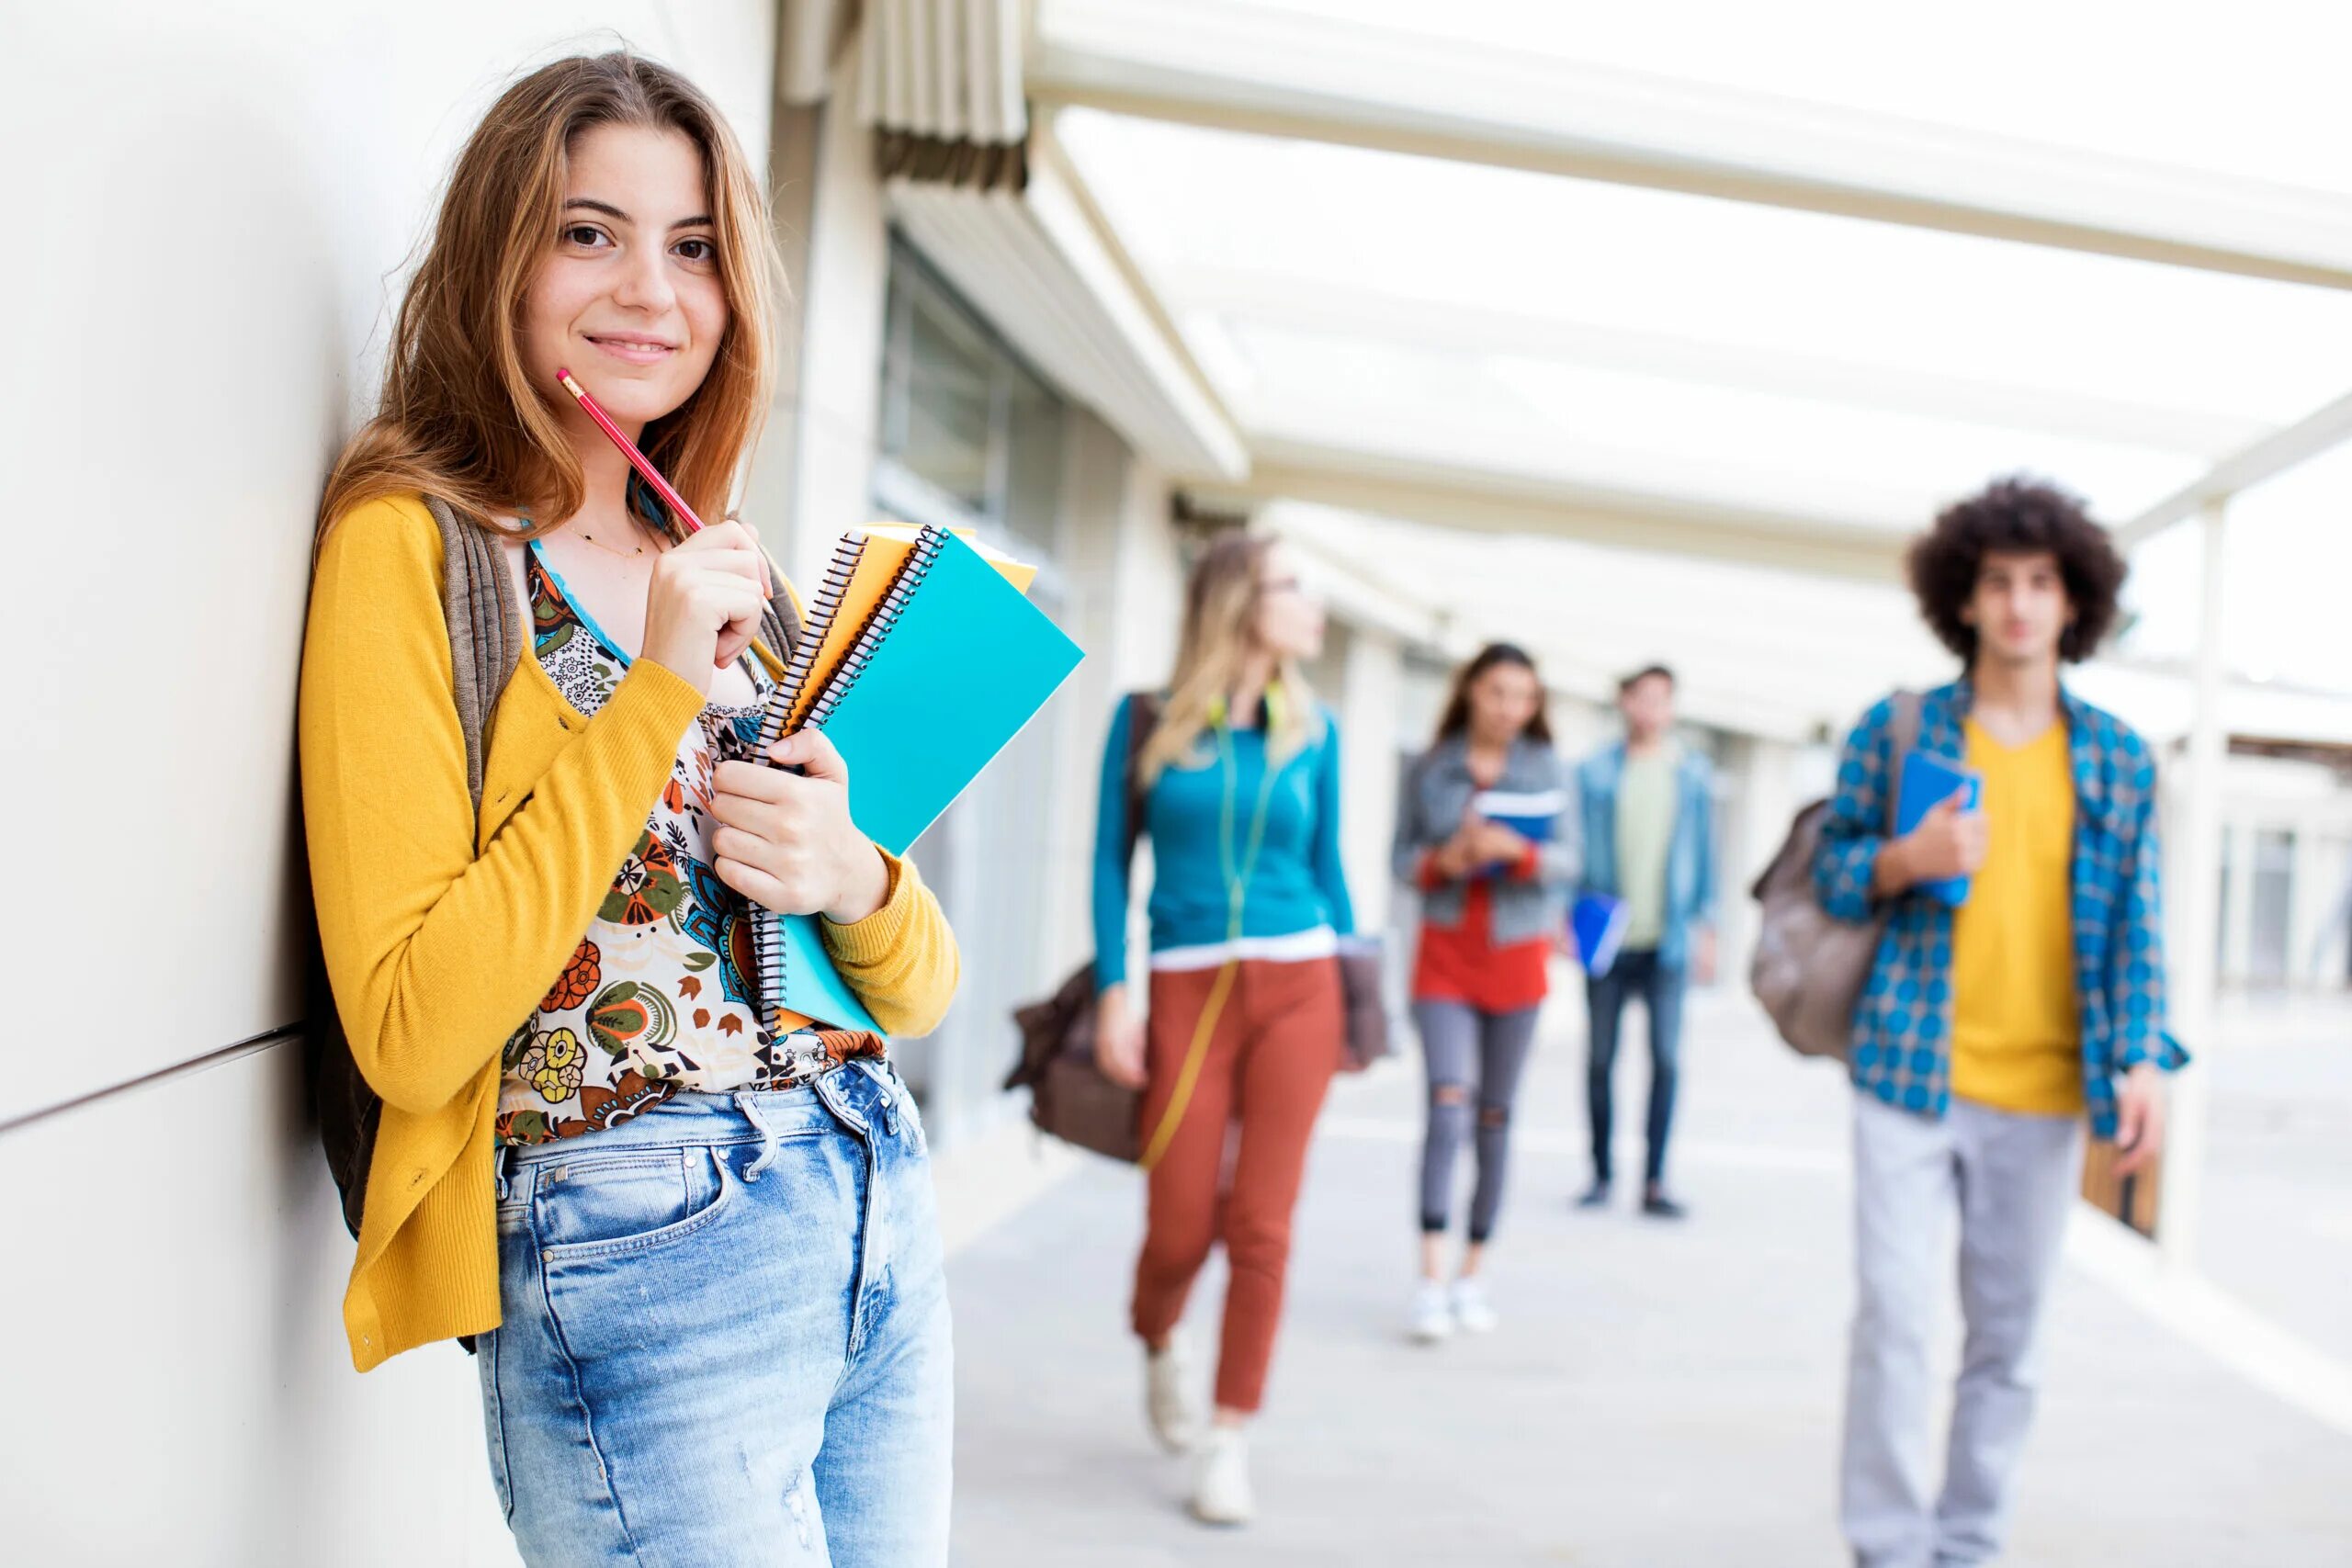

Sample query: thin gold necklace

[573,522,659,558]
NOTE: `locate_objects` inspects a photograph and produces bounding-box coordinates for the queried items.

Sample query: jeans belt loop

[738,1090,783,1183]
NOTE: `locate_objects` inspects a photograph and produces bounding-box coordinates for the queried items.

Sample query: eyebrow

[563,197,715,231]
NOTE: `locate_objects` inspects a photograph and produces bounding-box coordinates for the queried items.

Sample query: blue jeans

[1583,948,1685,1187]
[480,1061,952,1566]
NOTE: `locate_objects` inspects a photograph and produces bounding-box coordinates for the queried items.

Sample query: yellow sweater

[300,494,961,1371]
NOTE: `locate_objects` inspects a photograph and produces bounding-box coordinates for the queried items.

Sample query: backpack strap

[1122,691,1163,867]
[1885,690,1923,838]
[423,495,524,819]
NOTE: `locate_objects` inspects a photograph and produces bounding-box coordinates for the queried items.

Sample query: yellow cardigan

[300,494,961,1371]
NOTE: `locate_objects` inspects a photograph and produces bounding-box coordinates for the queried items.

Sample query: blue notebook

[1468,785,1564,880]
[1569,893,1629,977]
[767,528,1084,1029]
[1472,787,1565,841]
[1895,750,1983,908]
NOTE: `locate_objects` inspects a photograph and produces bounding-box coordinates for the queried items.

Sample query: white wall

[1,6,774,1560]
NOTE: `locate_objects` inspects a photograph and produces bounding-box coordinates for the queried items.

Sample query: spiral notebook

[749,524,1083,1032]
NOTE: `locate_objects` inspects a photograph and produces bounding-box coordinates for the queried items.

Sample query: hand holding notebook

[1894,751,1984,908]
[1466,786,1563,878]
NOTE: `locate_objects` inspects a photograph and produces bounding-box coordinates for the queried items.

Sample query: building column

[2218,820,2256,986]
[1338,622,1406,936]
[739,37,890,585]
[1719,734,1798,993]
[2162,500,2227,1272]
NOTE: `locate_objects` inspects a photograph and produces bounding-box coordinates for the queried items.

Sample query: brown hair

[1137,533,1321,784]
[1906,476,2127,664]
[1434,642,1551,745]
[316,51,783,545]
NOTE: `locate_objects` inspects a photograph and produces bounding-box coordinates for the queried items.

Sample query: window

[877,241,1067,556]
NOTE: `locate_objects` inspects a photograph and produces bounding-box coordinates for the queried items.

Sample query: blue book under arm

[1895,750,1983,908]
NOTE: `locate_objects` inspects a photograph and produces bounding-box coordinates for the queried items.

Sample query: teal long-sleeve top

[1092,694,1355,991]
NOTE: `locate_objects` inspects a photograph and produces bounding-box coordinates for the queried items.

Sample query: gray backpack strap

[1884,691,1923,838]
[755,558,803,668]
[424,495,524,818]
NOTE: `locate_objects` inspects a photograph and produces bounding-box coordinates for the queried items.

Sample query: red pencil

[555,367,707,534]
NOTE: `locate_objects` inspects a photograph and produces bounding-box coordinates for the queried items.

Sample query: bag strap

[1121,691,1162,868]
[753,551,803,678]
[424,496,523,819]
[1885,690,1923,839]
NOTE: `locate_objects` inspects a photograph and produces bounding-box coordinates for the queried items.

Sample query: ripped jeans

[479,1062,952,1567]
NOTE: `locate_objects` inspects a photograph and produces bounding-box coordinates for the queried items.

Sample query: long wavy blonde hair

[1138,532,1321,784]
[316,51,783,544]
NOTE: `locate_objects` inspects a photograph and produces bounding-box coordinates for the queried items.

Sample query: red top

[1410,842,1552,1013]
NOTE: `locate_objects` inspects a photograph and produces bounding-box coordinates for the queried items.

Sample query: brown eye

[563,224,610,249]
[674,237,716,264]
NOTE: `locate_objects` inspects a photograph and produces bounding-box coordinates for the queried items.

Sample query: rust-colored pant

[1131,954,1343,1414]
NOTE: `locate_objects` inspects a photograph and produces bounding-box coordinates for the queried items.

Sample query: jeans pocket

[534,1146,733,1263]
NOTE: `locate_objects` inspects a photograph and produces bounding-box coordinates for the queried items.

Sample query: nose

[611,242,678,316]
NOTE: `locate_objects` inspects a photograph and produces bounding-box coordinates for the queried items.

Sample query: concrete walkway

[944,986,2352,1566]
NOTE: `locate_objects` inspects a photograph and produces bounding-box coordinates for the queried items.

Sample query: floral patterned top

[495,541,884,1145]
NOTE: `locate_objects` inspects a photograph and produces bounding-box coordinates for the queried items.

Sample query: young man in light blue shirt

[1574,664,1716,1219]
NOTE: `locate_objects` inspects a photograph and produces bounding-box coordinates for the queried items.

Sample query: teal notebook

[766,527,1084,1029]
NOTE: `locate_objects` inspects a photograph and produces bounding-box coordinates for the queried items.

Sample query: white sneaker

[1190,1426,1255,1526]
[1409,1280,1454,1343]
[1145,1334,1204,1454]
[1451,1276,1498,1334]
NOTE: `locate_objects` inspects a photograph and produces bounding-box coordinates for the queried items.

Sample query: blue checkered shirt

[1813,679,2187,1139]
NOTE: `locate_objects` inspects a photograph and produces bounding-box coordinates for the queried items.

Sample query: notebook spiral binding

[755,535,867,755]
[750,534,868,1033]
[800,525,947,733]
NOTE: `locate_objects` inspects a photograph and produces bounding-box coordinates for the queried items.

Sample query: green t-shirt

[1615,745,1679,950]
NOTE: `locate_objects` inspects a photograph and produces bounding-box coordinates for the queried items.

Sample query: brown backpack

[1005,693,1159,1162]
[1748,693,1919,1061]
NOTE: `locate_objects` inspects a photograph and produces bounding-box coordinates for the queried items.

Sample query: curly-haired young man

[1815,478,2188,1568]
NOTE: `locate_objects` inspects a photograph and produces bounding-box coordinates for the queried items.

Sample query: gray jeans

[1414,1000,1541,1244]
[1841,1094,2083,1568]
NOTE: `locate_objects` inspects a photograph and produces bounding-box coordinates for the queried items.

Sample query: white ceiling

[1010,0,2352,709]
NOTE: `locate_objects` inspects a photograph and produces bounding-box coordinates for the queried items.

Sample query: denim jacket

[1575,741,1717,969]
[1393,736,1579,947]
[1813,679,2188,1139]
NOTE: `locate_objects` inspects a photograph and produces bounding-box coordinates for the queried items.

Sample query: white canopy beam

[1170,266,2279,460]
[2117,385,2352,544]
[1030,0,2352,290]
[1202,442,1908,583]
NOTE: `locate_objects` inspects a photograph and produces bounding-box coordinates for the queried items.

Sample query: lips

[585,333,679,364]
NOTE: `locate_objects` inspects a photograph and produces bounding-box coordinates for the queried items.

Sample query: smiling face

[520,122,729,439]
[1962,548,2075,671]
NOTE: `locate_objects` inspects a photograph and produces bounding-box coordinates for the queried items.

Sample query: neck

[556,412,654,538]
[1465,726,1517,756]
[1967,652,2061,716]
[1625,729,1668,757]
[1228,651,1278,728]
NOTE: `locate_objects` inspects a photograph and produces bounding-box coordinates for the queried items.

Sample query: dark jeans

[1583,948,1685,1187]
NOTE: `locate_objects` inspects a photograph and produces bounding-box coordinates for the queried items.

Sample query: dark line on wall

[0,1023,305,1137]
